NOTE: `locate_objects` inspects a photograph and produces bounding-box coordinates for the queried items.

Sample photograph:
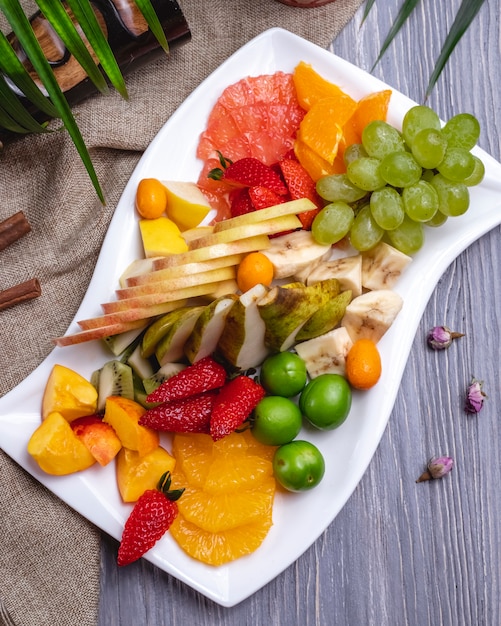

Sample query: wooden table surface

[98,2,501,624]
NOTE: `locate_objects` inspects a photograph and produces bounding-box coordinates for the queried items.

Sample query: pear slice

[295,290,352,342]
[257,283,332,352]
[141,306,196,358]
[155,307,205,365]
[184,295,238,364]
[216,284,270,371]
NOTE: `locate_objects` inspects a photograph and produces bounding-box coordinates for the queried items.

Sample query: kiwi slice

[142,362,187,396]
[96,360,135,412]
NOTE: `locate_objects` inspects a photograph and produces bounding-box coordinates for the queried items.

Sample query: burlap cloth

[0,1,362,624]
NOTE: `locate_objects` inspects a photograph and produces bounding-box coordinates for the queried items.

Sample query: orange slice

[293,61,356,111]
[294,138,346,181]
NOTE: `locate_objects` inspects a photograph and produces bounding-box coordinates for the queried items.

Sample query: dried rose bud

[465,378,486,414]
[427,326,464,350]
[416,455,454,482]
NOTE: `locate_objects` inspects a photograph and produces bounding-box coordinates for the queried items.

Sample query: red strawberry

[210,375,265,441]
[146,356,227,404]
[229,187,255,217]
[139,391,217,433]
[223,157,288,196]
[249,185,289,210]
[279,158,324,229]
[117,472,183,566]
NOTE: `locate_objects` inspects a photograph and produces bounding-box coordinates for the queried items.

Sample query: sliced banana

[341,289,403,343]
[361,242,412,291]
[295,327,354,378]
[261,230,331,280]
[306,254,363,298]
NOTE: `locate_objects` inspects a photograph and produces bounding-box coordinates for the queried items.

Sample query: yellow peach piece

[138,216,189,258]
[103,396,159,456]
[71,415,122,466]
[42,364,98,422]
[27,411,96,475]
[116,446,176,503]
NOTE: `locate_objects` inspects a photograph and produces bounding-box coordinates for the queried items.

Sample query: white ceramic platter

[2,27,501,607]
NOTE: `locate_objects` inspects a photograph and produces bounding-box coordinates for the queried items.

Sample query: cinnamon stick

[0,211,32,251]
[0,278,41,312]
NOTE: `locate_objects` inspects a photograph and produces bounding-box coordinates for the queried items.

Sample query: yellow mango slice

[116,446,176,502]
[139,216,189,258]
[27,411,96,475]
[42,364,98,422]
[103,396,159,456]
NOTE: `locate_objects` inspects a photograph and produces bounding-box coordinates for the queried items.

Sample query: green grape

[347,157,385,191]
[411,128,447,169]
[379,152,422,188]
[349,204,384,251]
[343,143,368,166]
[442,113,480,150]
[402,180,439,222]
[421,169,436,183]
[463,155,485,187]
[430,173,470,217]
[386,215,424,255]
[316,173,367,203]
[369,187,405,230]
[437,147,476,182]
[311,202,355,245]
[361,120,405,160]
[425,210,448,228]
[402,105,441,146]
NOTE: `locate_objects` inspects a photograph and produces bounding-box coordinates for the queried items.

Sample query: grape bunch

[311,105,485,255]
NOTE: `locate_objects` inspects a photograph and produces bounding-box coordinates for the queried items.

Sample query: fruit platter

[2,27,501,607]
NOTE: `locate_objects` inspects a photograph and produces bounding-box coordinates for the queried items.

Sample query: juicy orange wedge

[293,61,357,111]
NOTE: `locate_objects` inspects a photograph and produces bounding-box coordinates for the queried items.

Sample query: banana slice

[341,289,403,343]
[361,242,412,291]
[261,230,331,280]
[295,327,353,378]
[306,255,362,297]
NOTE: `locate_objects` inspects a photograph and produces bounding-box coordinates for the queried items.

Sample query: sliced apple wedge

[126,253,245,287]
[116,266,236,300]
[187,214,301,250]
[102,281,231,314]
[213,198,317,232]
[119,257,162,288]
[53,320,149,347]
[152,235,271,270]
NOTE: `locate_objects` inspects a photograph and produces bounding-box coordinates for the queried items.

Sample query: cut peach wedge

[116,446,176,503]
[42,364,98,421]
[103,396,159,457]
[71,415,122,466]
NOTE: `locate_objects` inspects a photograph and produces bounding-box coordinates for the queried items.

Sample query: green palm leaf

[34,0,110,96]
[133,0,169,53]
[64,0,128,99]
[371,0,420,71]
[0,0,104,202]
[0,73,48,133]
[425,0,487,97]
[0,31,59,118]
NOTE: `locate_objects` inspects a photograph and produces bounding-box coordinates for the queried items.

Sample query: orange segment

[170,514,273,566]
[294,138,346,181]
[349,89,392,138]
[293,61,357,111]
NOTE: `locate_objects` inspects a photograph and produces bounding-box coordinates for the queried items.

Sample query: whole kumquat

[345,338,382,390]
[135,178,168,219]
[236,252,274,293]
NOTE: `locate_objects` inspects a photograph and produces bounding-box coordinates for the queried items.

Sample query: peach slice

[116,446,176,502]
[42,364,98,422]
[103,396,159,456]
[71,415,122,466]
[27,411,96,475]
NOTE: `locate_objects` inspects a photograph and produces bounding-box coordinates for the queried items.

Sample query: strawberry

[229,187,255,217]
[117,471,183,566]
[139,391,217,433]
[222,157,288,196]
[249,185,289,210]
[209,375,265,441]
[279,158,324,229]
[146,356,227,404]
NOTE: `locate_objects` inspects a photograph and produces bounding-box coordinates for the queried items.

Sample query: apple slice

[53,320,149,347]
[213,198,317,232]
[116,266,236,300]
[101,281,231,314]
[126,253,244,287]
[161,180,212,230]
[187,214,301,250]
[152,235,270,270]
[78,301,186,330]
